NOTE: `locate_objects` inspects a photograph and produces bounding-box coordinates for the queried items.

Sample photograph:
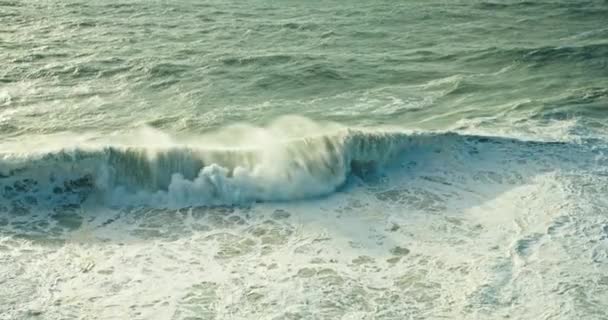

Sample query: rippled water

[1,1,608,319]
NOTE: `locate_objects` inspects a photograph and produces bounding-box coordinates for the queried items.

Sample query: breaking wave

[0,129,407,206]
[0,126,568,208]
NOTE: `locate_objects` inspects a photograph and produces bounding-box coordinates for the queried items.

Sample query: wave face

[1,129,447,207]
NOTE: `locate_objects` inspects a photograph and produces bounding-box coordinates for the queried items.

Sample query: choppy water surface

[1,1,608,319]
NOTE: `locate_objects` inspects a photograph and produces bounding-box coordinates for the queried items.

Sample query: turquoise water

[1,1,608,319]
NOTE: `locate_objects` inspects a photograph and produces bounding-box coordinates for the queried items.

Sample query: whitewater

[2,0,608,319]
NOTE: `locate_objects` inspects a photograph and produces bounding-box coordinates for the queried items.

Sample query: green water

[2,0,607,135]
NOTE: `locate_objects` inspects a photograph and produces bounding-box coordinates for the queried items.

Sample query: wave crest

[1,129,425,207]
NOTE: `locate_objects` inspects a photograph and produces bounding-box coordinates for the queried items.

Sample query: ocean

[1,0,608,319]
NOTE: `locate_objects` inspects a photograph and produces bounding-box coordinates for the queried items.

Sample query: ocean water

[1,0,608,319]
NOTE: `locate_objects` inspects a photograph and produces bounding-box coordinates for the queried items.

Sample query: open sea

[1,0,608,319]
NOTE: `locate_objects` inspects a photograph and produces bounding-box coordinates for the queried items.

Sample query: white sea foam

[2,118,605,320]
